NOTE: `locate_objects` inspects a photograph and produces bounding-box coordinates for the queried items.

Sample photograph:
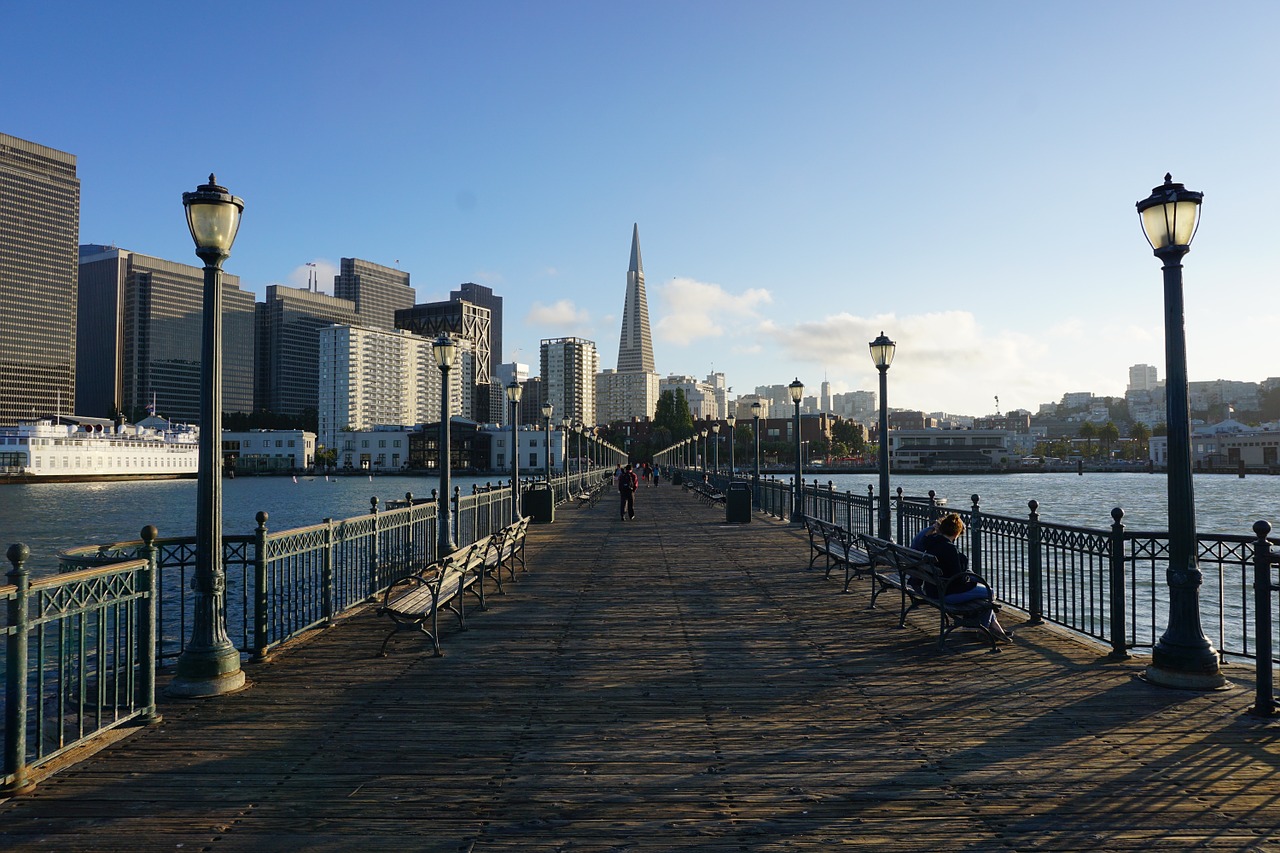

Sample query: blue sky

[5,1,1277,416]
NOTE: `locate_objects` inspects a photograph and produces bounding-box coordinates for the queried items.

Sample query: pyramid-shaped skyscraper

[595,224,660,425]
[617,223,654,373]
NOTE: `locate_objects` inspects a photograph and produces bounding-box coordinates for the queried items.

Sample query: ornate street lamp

[789,378,805,524]
[726,413,737,478]
[541,402,554,481]
[507,380,523,521]
[870,331,896,541]
[711,422,721,477]
[170,175,246,698]
[432,335,459,555]
[561,416,571,490]
[751,402,762,506]
[700,430,708,474]
[1136,174,1223,689]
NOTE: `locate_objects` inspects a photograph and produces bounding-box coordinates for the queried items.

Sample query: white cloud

[284,259,339,294]
[526,299,591,332]
[654,277,772,345]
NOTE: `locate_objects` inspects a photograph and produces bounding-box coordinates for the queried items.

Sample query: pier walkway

[2,485,1279,851]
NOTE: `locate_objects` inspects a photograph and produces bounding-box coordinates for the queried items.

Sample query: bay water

[4,471,1280,577]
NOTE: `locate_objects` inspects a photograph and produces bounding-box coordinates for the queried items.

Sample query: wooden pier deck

[2,484,1279,852]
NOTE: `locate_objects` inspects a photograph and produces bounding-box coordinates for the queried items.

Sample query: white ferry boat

[0,416,200,483]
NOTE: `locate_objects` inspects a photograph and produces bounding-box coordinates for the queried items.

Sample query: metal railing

[3,542,158,795]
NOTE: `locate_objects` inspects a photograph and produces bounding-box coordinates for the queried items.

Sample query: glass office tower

[0,132,80,426]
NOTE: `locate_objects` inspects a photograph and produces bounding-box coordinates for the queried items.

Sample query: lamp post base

[168,646,246,697]
[1143,643,1227,691]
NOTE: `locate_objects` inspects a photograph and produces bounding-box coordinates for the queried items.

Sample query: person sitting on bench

[919,513,1012,644]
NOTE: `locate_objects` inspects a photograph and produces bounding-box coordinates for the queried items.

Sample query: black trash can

[523,481,555,524]
[725,481,752,523]
[672,470,683,486]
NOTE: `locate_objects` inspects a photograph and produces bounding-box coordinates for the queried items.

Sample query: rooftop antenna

[994,395,1001,417]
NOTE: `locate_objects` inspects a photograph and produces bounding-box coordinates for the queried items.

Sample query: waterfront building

[332,258,415,330]
[316,324,460,450]
[333,425,416,472]
[222,429,315,473]
[256,285,359,418]
[0,133,79,427]
[77,246,255,423]
[541,337,597,426]
[890,427,1018,470]
[476,424,564,473]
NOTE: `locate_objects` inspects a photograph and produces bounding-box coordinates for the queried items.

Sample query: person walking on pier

[920,513,1011,643]
[618,463,638,520]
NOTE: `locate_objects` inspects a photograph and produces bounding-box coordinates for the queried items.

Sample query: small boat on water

[0,415,200,483]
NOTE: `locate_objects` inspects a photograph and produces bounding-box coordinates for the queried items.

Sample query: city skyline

[4,3,1279,416]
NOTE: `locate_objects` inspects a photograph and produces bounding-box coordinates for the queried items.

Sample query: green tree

[1129,422,1151,458]
[1078,422,1098,456]
[1099,421,1120,456]
[831,419,865,454]
[653,389,695,439]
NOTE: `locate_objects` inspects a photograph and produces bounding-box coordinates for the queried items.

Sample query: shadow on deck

[2,483,1278,851]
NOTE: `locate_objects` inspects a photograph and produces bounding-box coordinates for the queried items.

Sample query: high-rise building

[599,225,660,424]
[0,132,79,426]
[617,224,655,373]
[451,283,503,376]
[541,337,598,425]
[662,375,720,420]
[77,246,255,422]
[596,369,661,425]
[316,324,465,450]
[1128,363,1159,392]
[396,298,493,421]
[257,285,358,417]
[333,258,416,329]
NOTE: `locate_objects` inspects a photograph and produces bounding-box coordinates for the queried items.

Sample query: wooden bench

[575,477,606,509]
[483,515,531,593]
[860,535,1003,652]
[686,480,725,506]
[377,537,488,657]
[804,517,873,592]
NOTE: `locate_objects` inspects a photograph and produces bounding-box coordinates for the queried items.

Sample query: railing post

[867,485,875,537]
[138,526,162,724]
[4,544,34,796]
[252,511,270,660]
[453,486,463,545]
[969,494,982,578]
[368,496,380,599]
[1027,501,1044,626]
[827,481,836,524]
[322,518,335,619]
[896,486,905,543]
[1108,508,1129,660]
[1251,520,1277,717]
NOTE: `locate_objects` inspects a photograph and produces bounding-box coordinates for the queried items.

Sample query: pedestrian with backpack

[618,463,638,521]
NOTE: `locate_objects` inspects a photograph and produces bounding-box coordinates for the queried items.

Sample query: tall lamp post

[507,380,523,520]
[726,413,736,477]
[434,335,459,555]
[1136,174,1224,689]
[789,378,805,524]
[711,422,721,477]
[870,332,896,541]
[751,402,762,505]
[541,402,553,481]
[170,174,246,697]
[700,430,708,474]
[561,416,571,489]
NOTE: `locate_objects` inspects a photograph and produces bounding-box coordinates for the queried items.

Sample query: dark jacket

[919,532,976,597]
